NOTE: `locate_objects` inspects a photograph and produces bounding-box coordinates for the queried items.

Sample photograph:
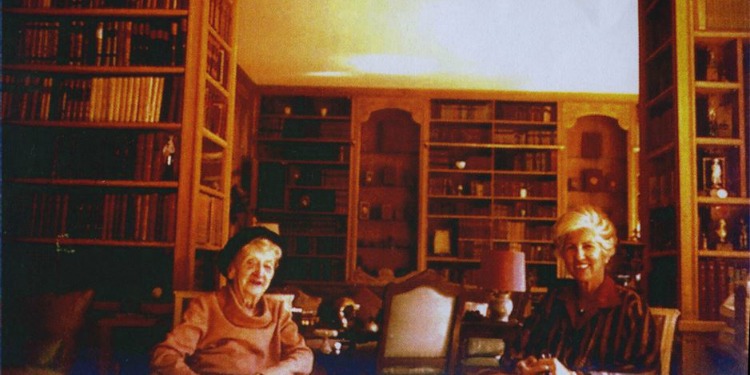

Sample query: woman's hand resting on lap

[516,355,575,375]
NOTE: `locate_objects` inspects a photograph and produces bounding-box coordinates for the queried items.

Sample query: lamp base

[489,291,513,322]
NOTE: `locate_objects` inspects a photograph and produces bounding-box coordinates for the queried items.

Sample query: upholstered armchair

[376,269,464,375]
[2,289,95,375]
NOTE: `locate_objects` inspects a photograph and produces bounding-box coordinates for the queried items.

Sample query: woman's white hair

[552,205,618,259]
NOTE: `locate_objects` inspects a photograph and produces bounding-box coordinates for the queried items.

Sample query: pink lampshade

[478,250,526,292]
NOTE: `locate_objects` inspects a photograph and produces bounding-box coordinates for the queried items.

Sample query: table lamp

[478,250,526,322]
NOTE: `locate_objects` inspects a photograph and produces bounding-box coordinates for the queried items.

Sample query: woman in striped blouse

[510,206,659,375]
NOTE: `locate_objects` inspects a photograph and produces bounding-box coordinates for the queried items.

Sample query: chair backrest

[377,269,465,375]
[649,307,680,375]
[173,290,211,327]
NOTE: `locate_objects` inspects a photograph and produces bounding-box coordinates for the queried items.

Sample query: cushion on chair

[2,289,95,374]
[382,286,455,358]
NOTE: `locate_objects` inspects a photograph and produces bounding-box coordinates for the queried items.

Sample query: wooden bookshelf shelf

[698,251,750,259]
[2,65,185,74]
[10,237,176,248]
[1,0,239,297]
[3,8,188,17]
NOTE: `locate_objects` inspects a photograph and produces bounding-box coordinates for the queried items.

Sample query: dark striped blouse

[506,276,659,374]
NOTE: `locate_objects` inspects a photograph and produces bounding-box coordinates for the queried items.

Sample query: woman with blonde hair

[508,206,659,375]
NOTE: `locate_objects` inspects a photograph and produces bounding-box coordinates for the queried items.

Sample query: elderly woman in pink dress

[151,227,313,375]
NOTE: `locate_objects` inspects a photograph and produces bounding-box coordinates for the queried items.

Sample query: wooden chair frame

[649,307,680,375]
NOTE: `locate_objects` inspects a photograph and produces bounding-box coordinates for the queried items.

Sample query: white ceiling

[236,0,638,94]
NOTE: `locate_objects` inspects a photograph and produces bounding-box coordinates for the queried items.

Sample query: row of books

[208,0,234,43]
[8,0,187,9]
[277,258,346,282]
[643,1,671,54]
[495,103,555,123]
[644,104,675,153]
[426,178,556,199]
[194,194,224,247]
[456,239,489,259]
[429,127,557,146]
[496,151,557,172]
[458,220,491,239]
[494,202,557,219]
[645,52,673,100]
[495,221,553,241]
[6,19,186,66]
[427,177,478,196]
[429,201,491,216]
[430,127,491,143]
[431,102,557,123]
[492,129,557,145]
[90,76,172,122]
[434,103,493,121]
[699,258,749,320]
[8,191,177,242]
[4,129,177,181]
[207,35,228,86]
[646,170,675,208]
[102,192,177,241]
[205,87,228,138]
[265,119,351,140]
[1,74,183,122]
[494,180,557,198]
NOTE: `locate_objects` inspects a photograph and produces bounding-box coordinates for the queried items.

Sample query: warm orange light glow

[239,0,638,93]
[346,54,439,75]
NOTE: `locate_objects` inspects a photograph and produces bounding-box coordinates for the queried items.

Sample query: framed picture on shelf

[433,229,451,255]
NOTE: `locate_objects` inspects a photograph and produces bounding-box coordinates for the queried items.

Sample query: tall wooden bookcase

[1,0,238,300]
[426,99,561,288]
[638,0,749,372]
[253,94,354,284]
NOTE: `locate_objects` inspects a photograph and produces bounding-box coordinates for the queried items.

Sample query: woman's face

[561,228,610,286]
[228,244,277,303]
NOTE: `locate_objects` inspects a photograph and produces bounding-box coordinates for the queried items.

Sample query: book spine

[707,259,717,320]
[699,260,709,319]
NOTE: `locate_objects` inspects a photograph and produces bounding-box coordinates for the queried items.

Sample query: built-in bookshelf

[1,0,237,299]
[253,95,352,283]
[639,0,749,372]
[427,99,561,286]
[640,0,750,320]
[355,108,421,280]
[188,0,238,291]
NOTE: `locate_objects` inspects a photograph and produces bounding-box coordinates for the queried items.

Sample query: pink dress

[151,286,313,375]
